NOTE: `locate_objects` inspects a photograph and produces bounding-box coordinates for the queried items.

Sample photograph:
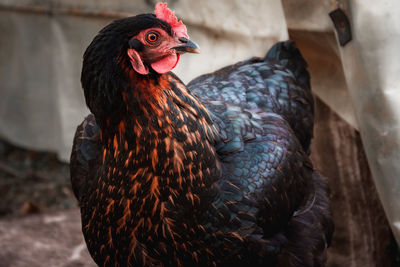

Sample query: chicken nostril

[178,37,189,44]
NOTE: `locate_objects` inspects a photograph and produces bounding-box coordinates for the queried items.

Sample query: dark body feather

[71,15,333,267]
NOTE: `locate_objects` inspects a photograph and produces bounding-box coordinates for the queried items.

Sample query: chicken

[70,3,333,266]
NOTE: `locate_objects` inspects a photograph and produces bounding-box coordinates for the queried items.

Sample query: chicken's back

[188,41,314,153]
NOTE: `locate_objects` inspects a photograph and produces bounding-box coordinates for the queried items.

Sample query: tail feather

[265,40,310,91]
[264,40,314,154]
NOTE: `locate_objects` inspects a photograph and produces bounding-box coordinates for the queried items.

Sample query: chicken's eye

[146,31,160,44]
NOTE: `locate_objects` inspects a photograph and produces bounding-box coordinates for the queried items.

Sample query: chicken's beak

[173,37,200,54]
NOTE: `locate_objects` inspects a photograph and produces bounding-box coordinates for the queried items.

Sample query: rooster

[70,3,333,266]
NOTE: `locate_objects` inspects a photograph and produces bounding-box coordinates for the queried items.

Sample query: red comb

[155,2,188,38]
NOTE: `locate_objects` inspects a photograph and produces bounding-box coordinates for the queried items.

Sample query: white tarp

[0,0,399,244]
[335,0,400,245]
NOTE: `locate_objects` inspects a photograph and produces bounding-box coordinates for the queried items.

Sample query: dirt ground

[0,139,96,267]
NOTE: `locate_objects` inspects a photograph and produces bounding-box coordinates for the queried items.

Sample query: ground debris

[0,139,77,217]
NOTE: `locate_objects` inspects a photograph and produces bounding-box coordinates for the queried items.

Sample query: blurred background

[0,0,399,266]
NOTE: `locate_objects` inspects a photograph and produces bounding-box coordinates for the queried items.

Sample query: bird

[70,3,333,266]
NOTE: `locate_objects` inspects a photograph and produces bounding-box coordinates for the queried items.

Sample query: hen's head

[127,3,199,75]
[81,3,199,122]
[83,3,198,77]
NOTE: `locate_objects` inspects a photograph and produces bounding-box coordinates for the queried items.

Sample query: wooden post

[311,97,392,266]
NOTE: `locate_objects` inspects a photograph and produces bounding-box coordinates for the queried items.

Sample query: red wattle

[151,53,180,74]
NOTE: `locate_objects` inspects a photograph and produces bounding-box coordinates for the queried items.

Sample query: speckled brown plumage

[71,13,333,267]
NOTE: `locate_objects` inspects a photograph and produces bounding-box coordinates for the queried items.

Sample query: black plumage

[71,12,333,267]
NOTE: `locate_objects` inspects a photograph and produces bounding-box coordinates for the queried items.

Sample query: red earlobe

[127,48,149,75]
